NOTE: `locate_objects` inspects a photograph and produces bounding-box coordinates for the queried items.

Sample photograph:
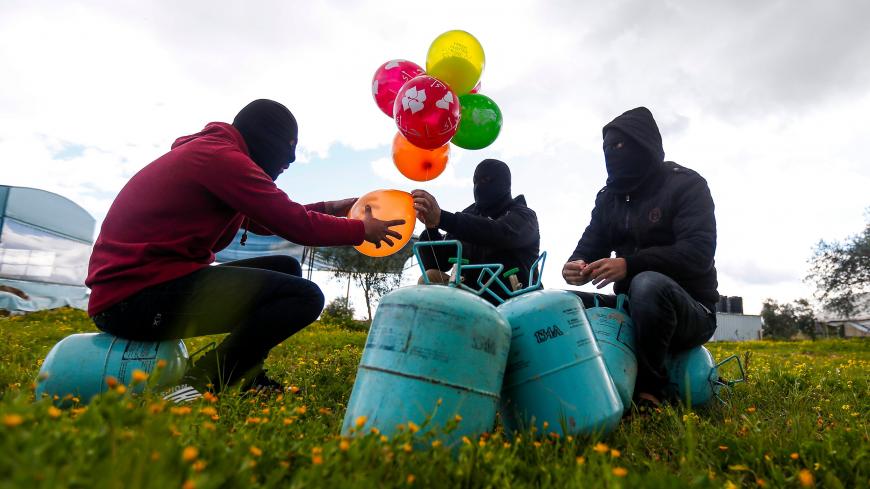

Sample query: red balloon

[371,60,425,118]
[470,80,481,94]
[393,75,461,150]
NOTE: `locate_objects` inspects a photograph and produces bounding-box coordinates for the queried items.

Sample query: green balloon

[451,94,503,150]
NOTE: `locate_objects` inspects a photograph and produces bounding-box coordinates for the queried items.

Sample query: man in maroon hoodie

[87,99,403,402]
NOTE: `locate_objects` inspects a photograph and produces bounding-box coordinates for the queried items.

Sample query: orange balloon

[347,189,416,257]
[392,132,449,182]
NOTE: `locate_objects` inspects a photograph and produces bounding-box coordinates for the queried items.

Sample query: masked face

[473,159,512,217]
[232,99,298,181]
[604,128,651,194]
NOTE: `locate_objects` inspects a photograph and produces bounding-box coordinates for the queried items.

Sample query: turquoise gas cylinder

[586,294,636,411]
[341,241,512,445]
[483,255,624,436]
[35,333,189,404]
[665,345,745,406]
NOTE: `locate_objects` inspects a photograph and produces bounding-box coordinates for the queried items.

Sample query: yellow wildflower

[131,370,149,383]
[402,443,412,453]
[612,467,628,477]
[610,448,621,458]
[798,469,813,487]
[192,460,207,472]
[593,442,609,454]
[170,406,191,416]
[407,421,420,433]
[182,446,199,463]
[47,406,62,419]
[406,474,415,485]
[790,452,799,460]
[355,415,367,428]
[576,456,586,465]
[3,414,24,427]
[339,439,350,452]
[249,446,262,457]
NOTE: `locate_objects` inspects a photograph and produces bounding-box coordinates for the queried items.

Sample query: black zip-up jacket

[570,113,718,309]
[418,195,540,305]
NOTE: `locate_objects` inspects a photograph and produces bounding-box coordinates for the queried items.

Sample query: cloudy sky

[1,0,868,315]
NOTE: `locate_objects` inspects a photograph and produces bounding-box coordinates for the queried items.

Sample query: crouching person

[86,99,403,401]
[563,107,718,408]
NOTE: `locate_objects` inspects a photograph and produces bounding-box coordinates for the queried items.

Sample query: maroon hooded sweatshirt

[86,122,364,316]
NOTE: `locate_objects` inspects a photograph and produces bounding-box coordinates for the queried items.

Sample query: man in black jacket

[563,107,718,407]
[412,159,540,305]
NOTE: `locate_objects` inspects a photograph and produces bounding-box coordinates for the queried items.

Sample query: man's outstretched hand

[324,197,357,217]
[562,258,627,289]
[361,205,405,248]
[411,189,441,228]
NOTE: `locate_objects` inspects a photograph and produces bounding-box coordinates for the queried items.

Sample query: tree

[318,245,413,321]
[320,296,355,327]
[761,298,818,340]
[807,210,870,317]
[761,299,798,340]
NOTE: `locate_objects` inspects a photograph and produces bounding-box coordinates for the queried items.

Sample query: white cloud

[1,0,868,316]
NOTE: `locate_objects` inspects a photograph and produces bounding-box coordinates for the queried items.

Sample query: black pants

[573,271,716,398]
[92,256,324,391]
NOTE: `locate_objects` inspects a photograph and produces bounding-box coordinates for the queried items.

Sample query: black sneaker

[241,370,284,394]
[161,383,204,404]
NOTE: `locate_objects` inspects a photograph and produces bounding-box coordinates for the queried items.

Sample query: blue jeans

[574,271,717,398]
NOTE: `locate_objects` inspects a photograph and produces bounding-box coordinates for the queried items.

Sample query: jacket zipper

[624,194,631,230]
[240,217,249,246]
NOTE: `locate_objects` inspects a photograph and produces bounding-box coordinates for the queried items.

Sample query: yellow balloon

[426,30,485,95]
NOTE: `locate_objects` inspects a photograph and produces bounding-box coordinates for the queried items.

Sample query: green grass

[0,308,867,488]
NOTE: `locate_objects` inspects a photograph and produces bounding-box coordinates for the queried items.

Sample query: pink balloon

[371,60,425,118]
[393,75,461,150]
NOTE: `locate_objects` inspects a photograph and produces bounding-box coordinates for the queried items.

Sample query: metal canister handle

[477,251,547,303]
[413,240,464,287]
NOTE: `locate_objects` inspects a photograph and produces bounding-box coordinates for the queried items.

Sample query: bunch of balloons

[356,31,503,258]
[371,30,504,182]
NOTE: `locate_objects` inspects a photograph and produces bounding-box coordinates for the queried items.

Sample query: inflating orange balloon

[347,189,416,257]
[392,132,449,182]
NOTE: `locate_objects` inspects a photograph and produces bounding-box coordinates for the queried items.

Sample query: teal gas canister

[585,294,636,411]
[665,345,745,406]
[341,241,512,445]
[35,333,189,404]
[484,254,624,436]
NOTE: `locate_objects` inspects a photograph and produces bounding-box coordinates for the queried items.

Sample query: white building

[711,313,763,341]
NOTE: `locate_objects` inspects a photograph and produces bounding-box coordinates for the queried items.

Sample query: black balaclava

[603,128,653,194]
[473,159,512,217]
[601,106,665,194]
[232,99,298,180]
